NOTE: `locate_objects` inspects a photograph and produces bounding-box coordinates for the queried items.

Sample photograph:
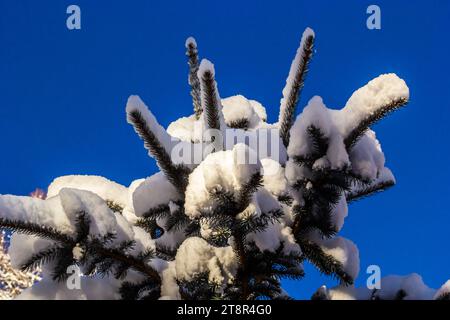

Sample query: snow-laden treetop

[0,28,448,301]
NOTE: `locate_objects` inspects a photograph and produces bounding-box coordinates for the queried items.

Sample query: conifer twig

[185,37,202,119]
[278,28,315,147]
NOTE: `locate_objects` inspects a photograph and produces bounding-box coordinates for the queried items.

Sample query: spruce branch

[20,246,69,273]
[120,279,161,300]
[307,125,329,159]
[311,286,330,300]
[233,227,250,300]
[346,179,395,203]
[229,119,250,130]
[0,217,162,285]
[237,172,263,213]
[198,59,223,131]
[185,37,202,119]
[279,28,315,147]
[0,218,74,244]
[436,292,450,300]
[127,109,190,193]
[297,238,353,285]
[344,97,408,150]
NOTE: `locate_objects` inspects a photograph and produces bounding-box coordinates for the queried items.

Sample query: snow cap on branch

[47,175,129,209]
[132,172,182,217]
[175,237,237,286]
[313,235,360,281]
[184,144,261,218]
[185,36,197,48]
[126,95,174,158]
[278,27,315,147]
[337,73,409,149]
[288,96,349,170]
[198,59,225,132]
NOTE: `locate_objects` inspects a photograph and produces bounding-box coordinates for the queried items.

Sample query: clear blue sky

[1,0,449,299]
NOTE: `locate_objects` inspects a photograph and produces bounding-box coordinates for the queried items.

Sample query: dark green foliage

[120,279,161,300]
[136,217,163,239]
[136,200,191,246]
[0,211,162,290]
[226,243,304,300]
[228,118,250,130]
[164,205,191,233]
[154,243,177,261]
[297,239,353,285]
[277,193,293,206]
[238,172,263,212]
[436,292,450,300]
[20,246,70,273]
[186,39,202,119]
[288,124,356,283]
[344,97,408,150]
[199,69,222,131]
[0,218,73,244]
[178,273,222,300]
[291,126,353,237]
[106,200,124,214]
[127,109,191,193]
[279,33,315,148]
[311,287,329,300]
[346,179,395,203]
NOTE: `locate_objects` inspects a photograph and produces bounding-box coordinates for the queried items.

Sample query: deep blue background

[1,0,449,299]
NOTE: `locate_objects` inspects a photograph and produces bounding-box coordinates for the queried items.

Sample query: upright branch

[126,96,190,193]
[278,28,315,147]
[198,59,223,132]
[185,37,202,119]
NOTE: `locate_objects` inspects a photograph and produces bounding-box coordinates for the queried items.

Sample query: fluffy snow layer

[167,95,269,143]
[167,115,204,143]
[322,274,450,300]
[434,280,450,299]
[337,73,409,137]
[222,95,263,129]
[314,235,360,280]
[0,194,72,233]
[132,172,182,217]
[185,36,197,48]
[287,74,408,181]
[331,195,348,232]
[175,237,237,286]
[184,144,261,217]
[349,130,386,180]
[159,261,180,300]
[288,96,349,170]
[47,175,129,208]
[260,159,289,196]
[374,274,436,300]
[4,188,139,270]
[15,276,121,300]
